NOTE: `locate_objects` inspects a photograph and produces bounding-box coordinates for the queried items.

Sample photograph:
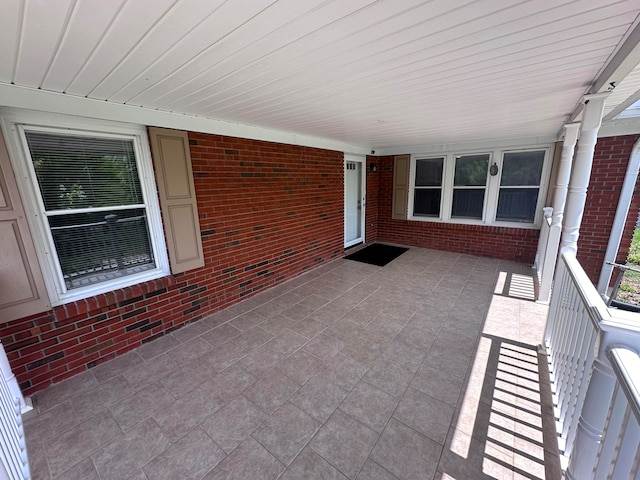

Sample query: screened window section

[24,131,156,290]
[413,157,443,217]
[452,154,489,219]
[496,150,545,223]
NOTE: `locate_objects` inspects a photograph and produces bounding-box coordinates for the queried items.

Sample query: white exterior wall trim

[0,84,370,156]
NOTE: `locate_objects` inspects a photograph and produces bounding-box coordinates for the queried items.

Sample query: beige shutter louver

[0,131,49,321]
[392,155,410,220]
[148,127,204,274]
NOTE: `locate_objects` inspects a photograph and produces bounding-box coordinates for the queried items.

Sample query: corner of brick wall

[375,155,539,263]
[576,134,640,283]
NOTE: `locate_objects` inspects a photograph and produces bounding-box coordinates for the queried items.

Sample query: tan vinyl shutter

[0,130,49,321]
[392,154,410,220]
[148,127,204,274]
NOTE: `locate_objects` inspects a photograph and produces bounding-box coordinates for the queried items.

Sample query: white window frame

[0,109,169,306]
[408,145,552,228]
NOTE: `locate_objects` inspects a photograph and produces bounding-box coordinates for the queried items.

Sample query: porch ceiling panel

[1,0,640,150]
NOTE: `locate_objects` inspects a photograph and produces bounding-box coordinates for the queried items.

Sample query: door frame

[344,154,366,248]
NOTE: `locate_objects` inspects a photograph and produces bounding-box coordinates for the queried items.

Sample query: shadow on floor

[438,334,562,480]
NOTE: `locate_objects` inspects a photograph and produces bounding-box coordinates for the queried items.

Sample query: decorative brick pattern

[1,132,344,395]
[577,134,640,283]
[375,155,539,263]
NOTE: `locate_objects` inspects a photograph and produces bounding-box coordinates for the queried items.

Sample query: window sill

[406,215,541,230]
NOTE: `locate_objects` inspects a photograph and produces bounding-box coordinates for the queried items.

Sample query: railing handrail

[606,345,640,425]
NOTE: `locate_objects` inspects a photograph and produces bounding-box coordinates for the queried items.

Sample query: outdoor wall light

[490,163,499,176]
[370,163,378,172]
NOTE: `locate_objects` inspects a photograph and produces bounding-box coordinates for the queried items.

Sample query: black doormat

[344,243,408,267]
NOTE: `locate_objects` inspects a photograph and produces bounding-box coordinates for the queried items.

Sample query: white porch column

[552,123,581,230]
[537,124,581,302]
[560,93,610,254]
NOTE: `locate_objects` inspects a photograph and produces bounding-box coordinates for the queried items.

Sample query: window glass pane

[413,189,441,216]
[452,189,484,218]
[496,188,539,222]
[49,208,155,289]
[25,131,143,211]
[415,158,443,186]
[500,150,545,186]
[454,154,489,186]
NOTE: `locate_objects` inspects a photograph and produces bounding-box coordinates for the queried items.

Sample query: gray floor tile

[423,344,471,381]
[160,361,210,398]
[339,381,398,433]
[281,303,316,321]
[111,382,175,431]
[172,319,213,343]
[91,351,143,383]
[356,460,399,480]
[318,354,368,391]
[410,364,462,406]
[200,323,242,348]
[26,443,51,480]
[166,337,213,366]
[56,458,100,480]
[34,371,97,412]
[203,438,284,480]
[91,418,169,480]
[363,361,413,397]
[232,327,275,351]
[252,301,287,319]
[340,336,386,367]
[24,400,78,446]
[303,334,345,361]
[244,371,300,414]
[136,334,181,360]
[323,320,364,343]
[143,426,225,480]
[265,329,308,356]
[370,418,441,480]
[44,410,122,477]
[122,353,177,390]
[291,317,327,339]
[380,341,426,373]
[237,345,287,376]
[69,375,134,420]
[201,395,267,453]
[276,349,324,385]
[153,387,224,442]
[260,314,299,334]
[199,340,248,373]
[230,310,266,331]
[253,403,319,466]
[309,410,378,479]
[200,365,257,406]
[393,387,454,445]
[280,447,348,480]
[290,375,348,423]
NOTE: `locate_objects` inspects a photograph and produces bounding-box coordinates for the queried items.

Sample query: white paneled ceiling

[1,0,640,151]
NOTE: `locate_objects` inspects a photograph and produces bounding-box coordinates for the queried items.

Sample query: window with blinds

[19,126,166,299]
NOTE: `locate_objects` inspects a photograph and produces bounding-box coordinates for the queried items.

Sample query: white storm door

[344,158,364,247]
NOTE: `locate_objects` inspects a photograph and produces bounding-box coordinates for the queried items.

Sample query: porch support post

[538,124,581,302]
[560,93,610,254]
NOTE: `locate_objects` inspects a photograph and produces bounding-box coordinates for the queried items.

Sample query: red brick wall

[1,132,344,395]
[376,155,540,263]
[577,134,640,283]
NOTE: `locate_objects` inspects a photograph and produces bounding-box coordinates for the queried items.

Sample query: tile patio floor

[24,246,562,480]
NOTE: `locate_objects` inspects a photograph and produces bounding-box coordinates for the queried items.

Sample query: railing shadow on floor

[438,334,562,480]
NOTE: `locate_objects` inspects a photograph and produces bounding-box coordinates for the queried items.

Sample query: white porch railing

[544,251,640,479]
[534,206,560,303]
[0,343,30,480]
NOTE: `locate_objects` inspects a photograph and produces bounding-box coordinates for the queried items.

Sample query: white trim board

[0,83,370,156]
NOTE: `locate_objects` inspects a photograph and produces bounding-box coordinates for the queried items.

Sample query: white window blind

[24,130,156,291]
